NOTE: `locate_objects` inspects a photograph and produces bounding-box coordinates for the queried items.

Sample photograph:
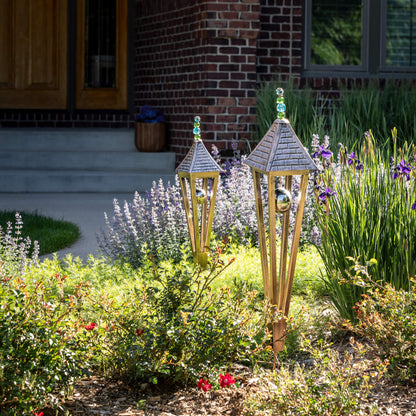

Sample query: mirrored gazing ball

[195,188,207,204]
[275,187,292,213]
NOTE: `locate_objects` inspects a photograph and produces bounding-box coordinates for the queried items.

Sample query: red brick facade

[257,0,302,83]
[0,0,407,161]
[135,0,261,159]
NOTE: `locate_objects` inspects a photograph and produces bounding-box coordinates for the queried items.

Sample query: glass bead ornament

[193,116,201,141]
[275,187,292,213]
[276,87,286,120]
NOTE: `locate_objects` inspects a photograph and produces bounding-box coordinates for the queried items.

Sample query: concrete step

[0,170,176,193]
[0,128,176,192]
[0,150,175,172]
[0,128,137,151]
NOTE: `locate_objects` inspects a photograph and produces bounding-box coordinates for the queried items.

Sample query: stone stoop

[0,129,176,192]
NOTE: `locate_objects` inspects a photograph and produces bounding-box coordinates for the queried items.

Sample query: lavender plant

[99,144,320,267]
[0,212,39,277]
[99,178,189,267]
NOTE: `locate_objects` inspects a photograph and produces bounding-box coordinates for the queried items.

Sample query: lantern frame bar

[250,167,310,353]
[178,170,219,267]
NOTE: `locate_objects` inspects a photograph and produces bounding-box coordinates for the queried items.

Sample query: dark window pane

[84,0,116,88]
[311,0,362,66]
[386,0,416,67]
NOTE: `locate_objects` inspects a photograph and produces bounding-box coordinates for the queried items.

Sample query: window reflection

[84,0,116,88]
[311,0,362,66]
[386,0,416,67]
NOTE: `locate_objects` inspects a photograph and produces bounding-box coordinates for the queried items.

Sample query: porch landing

[0,129,176,193]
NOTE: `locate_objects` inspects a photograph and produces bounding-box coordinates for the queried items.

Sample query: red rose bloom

[197,378,212,391]
[219,373,235,388]
[202,382,212,392]
[84,322,96,330]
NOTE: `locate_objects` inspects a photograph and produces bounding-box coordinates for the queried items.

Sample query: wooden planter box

[134,122,166,152]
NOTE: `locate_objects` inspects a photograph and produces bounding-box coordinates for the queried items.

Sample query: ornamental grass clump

[256,80,416,151]
[313,130,416,320]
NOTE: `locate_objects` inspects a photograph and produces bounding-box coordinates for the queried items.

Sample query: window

[76,0,128,109]
[84,0,117,88]
[384,0,416,67]
[303,0,416,76]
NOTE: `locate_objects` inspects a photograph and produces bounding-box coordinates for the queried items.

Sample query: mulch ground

[42,366,416,416]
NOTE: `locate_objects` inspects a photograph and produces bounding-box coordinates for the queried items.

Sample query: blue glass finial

[193,116,201,141]
[276,87,286,120]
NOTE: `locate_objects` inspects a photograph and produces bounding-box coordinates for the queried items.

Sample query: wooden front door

[0,0,68,109]
[0,0,128,111]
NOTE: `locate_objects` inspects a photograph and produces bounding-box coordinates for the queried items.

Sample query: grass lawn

[0,210,80,256]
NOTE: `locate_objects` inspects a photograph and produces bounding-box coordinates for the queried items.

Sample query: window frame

[302,0,416,78]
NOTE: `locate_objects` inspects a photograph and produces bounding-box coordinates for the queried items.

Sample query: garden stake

[244,88,317,354]
[177,116,223,268]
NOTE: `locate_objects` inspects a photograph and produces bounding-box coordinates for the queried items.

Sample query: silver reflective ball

[275,187,292,213]
[195,188,207,204]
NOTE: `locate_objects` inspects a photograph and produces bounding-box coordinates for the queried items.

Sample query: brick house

[1,0,415,163]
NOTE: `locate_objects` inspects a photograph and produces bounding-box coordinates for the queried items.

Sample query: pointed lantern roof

[177,115,223,174]
[245,118,317,174]
[176,140,223,174]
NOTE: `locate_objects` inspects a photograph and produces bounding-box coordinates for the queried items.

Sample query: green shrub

[345,257,416,384]
[95,249,268,386]
[0,271,93,415]
[245,338,387,416]
[314,131,416,320]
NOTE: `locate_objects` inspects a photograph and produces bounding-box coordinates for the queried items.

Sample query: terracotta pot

[134,122,166,152]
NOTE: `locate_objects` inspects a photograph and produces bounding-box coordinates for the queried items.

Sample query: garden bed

[49,370,416,416]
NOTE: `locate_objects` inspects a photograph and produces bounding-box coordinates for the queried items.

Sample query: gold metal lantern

[244,88,317,354]
[176,116,223,267]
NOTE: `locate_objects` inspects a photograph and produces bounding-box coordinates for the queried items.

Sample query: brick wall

[257,0,303,84]
[0,110,133,129]
[135,0,260,161]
